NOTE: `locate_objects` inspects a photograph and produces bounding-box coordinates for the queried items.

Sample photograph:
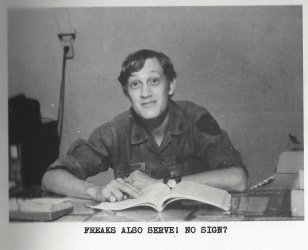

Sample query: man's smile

[141,100,156,107]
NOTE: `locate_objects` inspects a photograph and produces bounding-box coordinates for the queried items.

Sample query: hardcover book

[9,198,73,221]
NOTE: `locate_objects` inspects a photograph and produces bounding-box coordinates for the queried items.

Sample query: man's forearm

[42,169,101,200]
[182,166,247,192]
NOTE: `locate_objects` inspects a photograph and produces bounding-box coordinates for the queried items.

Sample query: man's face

[126,57,175,120]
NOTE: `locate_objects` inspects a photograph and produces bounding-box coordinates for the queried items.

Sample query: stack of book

[291,169,304,217]
[271,151,304,217]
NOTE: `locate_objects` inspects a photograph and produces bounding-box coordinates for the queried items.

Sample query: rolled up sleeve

[46,123,114,180]
[192,109,248,177]
[201,130,247,175]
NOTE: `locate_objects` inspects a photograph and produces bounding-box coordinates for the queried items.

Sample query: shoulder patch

[196,113,221,135]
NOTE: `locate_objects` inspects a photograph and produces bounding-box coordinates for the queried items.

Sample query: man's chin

[140,114,159,120]
[138,111,160,120]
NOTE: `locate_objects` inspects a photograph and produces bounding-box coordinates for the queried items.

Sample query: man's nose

[141,83,152,98]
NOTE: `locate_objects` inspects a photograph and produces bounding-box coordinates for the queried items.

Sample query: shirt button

[159,159,165,164]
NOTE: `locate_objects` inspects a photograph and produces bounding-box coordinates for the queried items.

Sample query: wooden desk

[10,187,303,222]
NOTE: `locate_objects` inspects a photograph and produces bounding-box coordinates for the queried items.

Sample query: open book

[90,181,231,212]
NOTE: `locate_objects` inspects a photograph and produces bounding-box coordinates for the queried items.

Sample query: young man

[42,49,247,202]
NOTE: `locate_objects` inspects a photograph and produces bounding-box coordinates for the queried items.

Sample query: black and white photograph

[1,1,307,250]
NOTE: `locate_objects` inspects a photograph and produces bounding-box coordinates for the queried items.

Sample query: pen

[250,174,275,190]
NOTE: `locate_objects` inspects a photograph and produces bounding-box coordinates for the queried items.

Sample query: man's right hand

[86,178,143,202]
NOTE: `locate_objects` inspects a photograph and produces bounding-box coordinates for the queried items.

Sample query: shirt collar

[168,100,188,135]
[130,110,149,145]
[130,100,188,145]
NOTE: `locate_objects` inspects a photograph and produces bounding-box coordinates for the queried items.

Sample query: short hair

[117,49,177,89]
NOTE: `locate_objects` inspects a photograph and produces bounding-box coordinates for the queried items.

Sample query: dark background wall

[8,6,303,187]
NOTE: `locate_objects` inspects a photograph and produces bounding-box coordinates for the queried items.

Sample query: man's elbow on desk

[41,169,62,193]
[41,169,83,196]
[229,167,247,192]
[182,166,247,193]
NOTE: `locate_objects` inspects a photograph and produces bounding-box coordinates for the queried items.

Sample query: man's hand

[124,170,159,190]
[86,178,143,202]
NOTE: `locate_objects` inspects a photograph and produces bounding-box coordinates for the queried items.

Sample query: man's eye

[129,81,141,88]
[150,78,160,85]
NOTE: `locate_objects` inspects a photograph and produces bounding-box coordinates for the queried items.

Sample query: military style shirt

[48,100,247,180]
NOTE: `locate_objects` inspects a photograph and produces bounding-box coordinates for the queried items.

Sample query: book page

[90,183,170,211]
[163,181,231,211]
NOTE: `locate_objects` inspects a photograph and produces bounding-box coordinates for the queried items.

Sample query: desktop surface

[9,186,303,222]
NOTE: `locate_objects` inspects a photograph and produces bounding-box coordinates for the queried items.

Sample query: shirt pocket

[113,158,129,178]
[127,162,146,173]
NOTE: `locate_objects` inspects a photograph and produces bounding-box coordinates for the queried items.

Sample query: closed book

[10,198,73,221]
[292,170,304,190]
[291,189,304,217]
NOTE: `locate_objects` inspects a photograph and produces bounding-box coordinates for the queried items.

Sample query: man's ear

[168,79,176,96]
